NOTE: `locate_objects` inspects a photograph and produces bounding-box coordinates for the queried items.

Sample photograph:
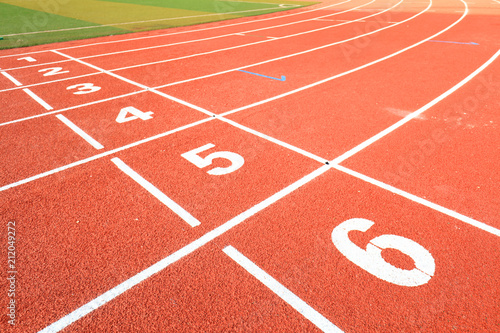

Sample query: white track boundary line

[51,50,216,118]
[0,0,372,73]
[111,157,201,227]
[111,0,398,73]
[0,118,213,193]
[219,0,469,117]
[1,71,23,86]
[23,88,53,110]
[0,72,100,94]
[223,245,343,333]
[0,1,350,59]
[56,114,104,150]
[331,48,500,164]
[332,165,500,236]
[156,0,428,89]
[0,90,146,128]
[2,5,294,38]
[38,165,330,333]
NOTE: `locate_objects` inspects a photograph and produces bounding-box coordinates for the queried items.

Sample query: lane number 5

[331,218,435,287]
[181,143,244,175]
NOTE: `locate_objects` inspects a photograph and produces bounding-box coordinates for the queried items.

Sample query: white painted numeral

[181,143,244,175]
[331,218,435,287]
[39,67,70,76]
[67,83,101,95]
[18,57,36,62]
[116,106,154,123]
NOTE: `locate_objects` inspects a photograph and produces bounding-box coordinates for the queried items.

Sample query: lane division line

[1,71,23,86]
[223,245,343,332]
[111,157,201,227]
[56,114,104,150]
[39,164,330,333]
[22,88,53,110]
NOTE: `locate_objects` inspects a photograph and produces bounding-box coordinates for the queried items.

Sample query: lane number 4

[331,218,435,287]
[116,106,153,123]
[181,143,244,176]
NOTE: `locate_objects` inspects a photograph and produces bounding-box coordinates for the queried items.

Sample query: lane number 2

[181,143,244,175]
[331,218,435,287]
[39,67,69,76]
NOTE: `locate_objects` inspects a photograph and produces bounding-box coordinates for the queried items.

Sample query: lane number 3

[181,143,244,175]
[331,218,435,287]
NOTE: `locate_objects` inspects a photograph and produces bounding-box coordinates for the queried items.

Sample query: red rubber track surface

[0,0,499,332]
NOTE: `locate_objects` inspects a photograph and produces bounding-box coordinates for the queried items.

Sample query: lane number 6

[331,218,435,287]
[181,143,244,176]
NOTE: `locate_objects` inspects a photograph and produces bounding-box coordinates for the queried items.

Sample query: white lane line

[223,245,343,333]
[219,0,469,117]
[331,48,500,165]
[22,88,53,110]
[1,71,23,86]
[51,50,216,118]
[2,6,292,38]
[39,164,330,333]
[55,114,104,150]
[111,0,391,73]
[0,0,372,75]
[0,118,213,193]
[156,0,424,89]
[0,90,145,128]
[332,165,500,237]
[0,0,351,59]
[218,117,328,164]
[111,157,201,227]
[0,72,100,94]
[493,0,500,4]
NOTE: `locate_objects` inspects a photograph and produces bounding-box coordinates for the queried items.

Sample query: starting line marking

[238,69,286,81]
[55,114,104,150]
[110,157,201,227]
[223,246,343,333]
[39,165,330,333]
[22,88,53,110]
[1,71,23,86]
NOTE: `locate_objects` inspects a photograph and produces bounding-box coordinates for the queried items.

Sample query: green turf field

[0,0,317,50]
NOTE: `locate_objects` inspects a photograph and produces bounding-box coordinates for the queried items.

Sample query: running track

[1,0,499,331]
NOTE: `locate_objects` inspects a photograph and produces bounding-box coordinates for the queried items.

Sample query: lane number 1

[181,143,244,175]
[331,218,435,287]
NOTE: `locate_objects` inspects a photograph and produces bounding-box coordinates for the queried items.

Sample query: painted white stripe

[332,165,500,237]
[331,48,500,165]
[0,118,213,193]
[0,72,100,94]
[223,246,343,332]
[220,0,469,117]
[218,117,328,164]
[1,71,23,86]
[2,5,291,38]
[55,114,104,150]
[493,0,500,4]
[39,164,330,333]
[22,88,53,110]
[111,157,201,227]
[0,0,372,75]
[51,50,216,117]
[157,0,426,89]
[112,0,394,73]
[0,90,146,128]
[0,0,351,59]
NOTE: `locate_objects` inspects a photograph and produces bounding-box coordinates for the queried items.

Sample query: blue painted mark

[429,40,479,45]
[238,69,286,81]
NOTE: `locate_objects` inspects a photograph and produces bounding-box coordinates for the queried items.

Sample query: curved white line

[0,0,352,59]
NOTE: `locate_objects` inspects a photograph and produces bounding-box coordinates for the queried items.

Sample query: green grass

[0,0,318,50]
